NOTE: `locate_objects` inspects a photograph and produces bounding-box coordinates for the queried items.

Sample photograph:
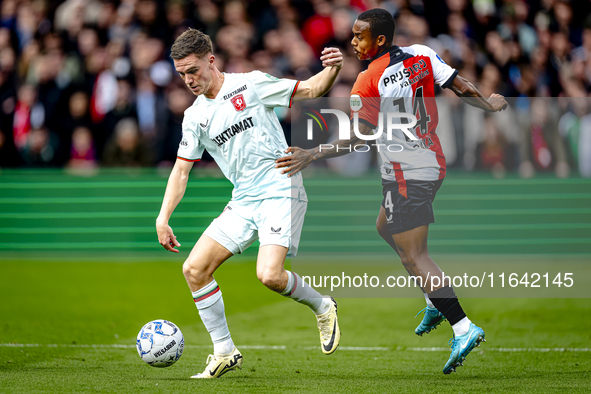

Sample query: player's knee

[257,269,283,291]
[182,260,206,281]
[398,247,415,265]
[182,260,194,278]
[399,249,428,267]
[399,253,414,267]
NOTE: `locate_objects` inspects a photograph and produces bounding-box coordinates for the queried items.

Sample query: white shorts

[203,197,307,257]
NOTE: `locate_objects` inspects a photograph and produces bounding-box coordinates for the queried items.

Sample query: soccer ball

[136,320,184,367]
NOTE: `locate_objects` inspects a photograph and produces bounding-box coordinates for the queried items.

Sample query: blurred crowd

[0,0,590,178]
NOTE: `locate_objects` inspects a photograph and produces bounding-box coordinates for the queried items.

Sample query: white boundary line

[1,344,589,352]
[404,347,591,352]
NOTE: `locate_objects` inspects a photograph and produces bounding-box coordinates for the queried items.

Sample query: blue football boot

[443,323,486,374]
[415,307,446,336]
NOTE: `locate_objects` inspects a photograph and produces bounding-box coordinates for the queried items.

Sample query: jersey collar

[370,45,403,64]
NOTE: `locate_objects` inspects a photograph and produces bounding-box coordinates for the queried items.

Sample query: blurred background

[0,0,590,178]
[0,0,589,258]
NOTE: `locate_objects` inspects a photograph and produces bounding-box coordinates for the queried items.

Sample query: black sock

[428,286,466,326]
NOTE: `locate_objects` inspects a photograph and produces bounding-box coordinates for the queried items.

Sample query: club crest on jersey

[231,94,246,112]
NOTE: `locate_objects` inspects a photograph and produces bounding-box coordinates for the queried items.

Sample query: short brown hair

[170,28,213,59]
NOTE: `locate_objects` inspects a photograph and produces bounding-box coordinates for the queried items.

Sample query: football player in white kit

[156,28,343,378]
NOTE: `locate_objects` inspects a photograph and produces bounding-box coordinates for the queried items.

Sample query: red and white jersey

[351,45,458,194]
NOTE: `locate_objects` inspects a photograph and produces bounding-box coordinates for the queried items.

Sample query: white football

[136,320,184,367]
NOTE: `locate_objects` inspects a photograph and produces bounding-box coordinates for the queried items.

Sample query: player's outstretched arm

[156,159,194,253]
[449,75,508,112]
[292,47,343,102]
[275,121,374,177]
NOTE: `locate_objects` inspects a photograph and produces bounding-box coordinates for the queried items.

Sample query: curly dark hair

[357,9,396,44]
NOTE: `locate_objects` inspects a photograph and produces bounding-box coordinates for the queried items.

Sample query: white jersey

[178,71,306,202]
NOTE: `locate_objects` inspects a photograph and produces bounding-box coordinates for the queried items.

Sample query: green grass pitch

[1,257,590,393]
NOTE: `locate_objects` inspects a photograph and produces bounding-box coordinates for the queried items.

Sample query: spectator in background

[518,98,570,178]
[558,90,590,177]
[0,28,18,167]
[136,0,167,41]
[129,34,168,143]
[578,111,591,178]
[20,126,61,167]
[1,0,18,32]
[327,7,356,49]
[497,1,537,58]
[87,45,118,124]
[262,29,290,75]
[215,0,255,74]
[67,125,97,172]
[459,64,518,170]
[158,85,192,166]
[101,79,137,157]
[547,30,571,97]
[302,0,333,56]
[103,117,151,167]
[194,0,222,39]
[475,114,516,178]
[108,1,139,45]
[59,90,93,163]
[166,0,194,46]
[13,84,40,152]
[553,0,578,46]
[0,33,17,74]
[570,20,591,92]
[0,127,8,167]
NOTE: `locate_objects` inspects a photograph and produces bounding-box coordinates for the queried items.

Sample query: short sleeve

[424,46,458,88]
[177,114,204,162]
[350,71,381,128]
[249,70,299,108]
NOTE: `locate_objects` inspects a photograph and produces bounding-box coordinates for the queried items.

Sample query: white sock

[281,270,331,315]
[315,297,332,315]
[424,292,435,308]
[192,279,234,355]
[213,337,235,355]
[452,317,472,337]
